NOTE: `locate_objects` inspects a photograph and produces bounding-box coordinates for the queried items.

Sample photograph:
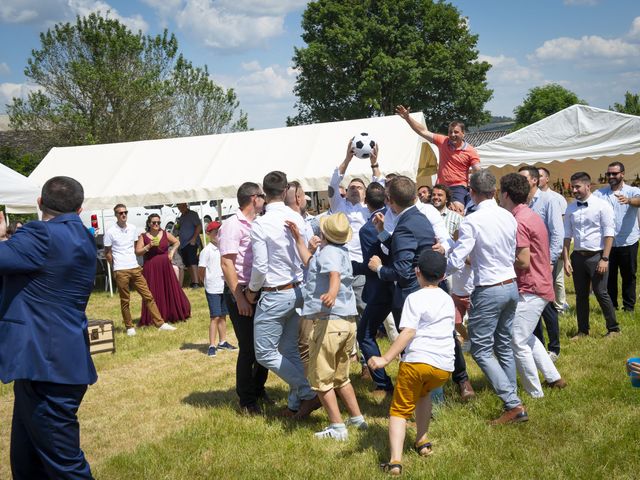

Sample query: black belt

[575,250,602,257]
[478,278,515,288]
[262,282,301,292]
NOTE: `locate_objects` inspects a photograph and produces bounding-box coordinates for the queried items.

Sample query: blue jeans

[254,287,315,411]
[468,282,521,410]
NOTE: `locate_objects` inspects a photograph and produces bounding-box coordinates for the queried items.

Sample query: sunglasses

[254,193,266,199]
[116,210,128,215]
[605,172,622,176]
[150,221,161,226]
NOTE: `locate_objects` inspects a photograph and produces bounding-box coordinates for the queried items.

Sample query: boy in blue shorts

[199,221,237,357]
[287,212,367,441]
[369,250,455,475]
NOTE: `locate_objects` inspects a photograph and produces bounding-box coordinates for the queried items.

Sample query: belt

[575,250,602,257]
[261,282,301,292]
[479,278,515,288]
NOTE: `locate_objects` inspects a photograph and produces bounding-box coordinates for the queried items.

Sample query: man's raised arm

[395,105,435,143]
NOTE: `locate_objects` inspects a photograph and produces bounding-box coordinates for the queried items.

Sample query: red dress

[140,231,190,325]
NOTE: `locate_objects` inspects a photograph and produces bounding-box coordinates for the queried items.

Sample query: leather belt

[479,278,515,288]
[261,282,301,292]
[576,250,602,257]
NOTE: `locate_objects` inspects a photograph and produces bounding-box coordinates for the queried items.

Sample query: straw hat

[319,212,353,245]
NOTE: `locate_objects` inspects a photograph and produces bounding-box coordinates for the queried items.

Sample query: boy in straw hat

[286,212,367,441]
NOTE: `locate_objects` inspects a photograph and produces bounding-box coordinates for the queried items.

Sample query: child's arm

[285,220,312,267]
[368,327,416,370]
[320,271,340,308]
[198,266,206,285]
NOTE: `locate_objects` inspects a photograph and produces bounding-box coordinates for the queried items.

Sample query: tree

[288,0,492,131]
[8,13,247,147]
[513,84,585,130]
[611,91,640,116]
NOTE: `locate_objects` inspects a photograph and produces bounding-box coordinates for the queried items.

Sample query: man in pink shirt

[499,174,566,399]
[396,105,480,213]
[219,182,269,415]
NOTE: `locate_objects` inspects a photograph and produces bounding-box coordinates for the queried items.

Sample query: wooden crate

[88,319,115,355]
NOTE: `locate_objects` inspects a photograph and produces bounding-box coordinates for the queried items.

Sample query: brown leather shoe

[372,388,393,401]
[570,332,589,341]
[489,405,528,425]
[294,396,322,419]
[545,378,567,389]
[457,380,475,402]
[277,407,298,418]
[361,365,372,381]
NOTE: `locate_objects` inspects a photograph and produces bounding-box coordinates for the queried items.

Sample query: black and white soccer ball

[351,132,376,159]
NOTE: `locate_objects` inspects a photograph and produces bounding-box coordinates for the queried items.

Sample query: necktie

[577,201,588,207]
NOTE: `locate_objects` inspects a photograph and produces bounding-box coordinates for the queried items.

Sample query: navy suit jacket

[352,207,393,305]
[0,214,98,385]
[379,206,436,310]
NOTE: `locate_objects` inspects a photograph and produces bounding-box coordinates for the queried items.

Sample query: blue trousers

[357,302,396,391]
[11,380,93,480]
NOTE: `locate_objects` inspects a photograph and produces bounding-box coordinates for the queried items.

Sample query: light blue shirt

[529,189,563,263]
[593,183,640,247]
[302,243,357,318]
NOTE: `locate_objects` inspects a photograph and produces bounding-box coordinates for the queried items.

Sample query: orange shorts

[389,362,451,419]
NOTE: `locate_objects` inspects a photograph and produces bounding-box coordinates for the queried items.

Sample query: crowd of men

[0,102,639,477]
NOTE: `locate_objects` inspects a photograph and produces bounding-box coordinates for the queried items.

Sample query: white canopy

[29,113,429,210]
[0,163,40,213]
[477,105,640,183]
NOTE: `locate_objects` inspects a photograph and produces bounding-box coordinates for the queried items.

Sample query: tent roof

[0,162,40,213]
[29,113,427,210]
[477,105,640,182]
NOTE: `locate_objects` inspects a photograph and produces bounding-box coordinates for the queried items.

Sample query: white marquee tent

[0,162,40,213]
[28,113,433,210]
[477,105,640,185]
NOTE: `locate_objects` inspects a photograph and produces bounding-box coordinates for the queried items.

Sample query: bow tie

[577,201,588,207]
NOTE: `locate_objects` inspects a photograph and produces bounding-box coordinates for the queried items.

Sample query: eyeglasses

[150,221,161,226]
[254,193,266,199]
[116,210,128,216]
[605,172,622,177]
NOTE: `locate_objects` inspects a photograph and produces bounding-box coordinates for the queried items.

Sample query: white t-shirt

[198,242,225,294]
[104,223,140,271]
[400,287,455,372]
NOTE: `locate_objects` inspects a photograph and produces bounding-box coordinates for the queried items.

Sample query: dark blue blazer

[352,207,393,305]
[379,206,436,310]
[0,214,98,385]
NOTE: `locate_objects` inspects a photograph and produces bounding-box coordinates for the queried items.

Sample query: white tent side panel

[0,162,40,213]
[29,113,426,210]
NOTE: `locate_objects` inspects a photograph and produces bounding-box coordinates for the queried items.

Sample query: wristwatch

[601,256,609,261]
[370,163,379,169]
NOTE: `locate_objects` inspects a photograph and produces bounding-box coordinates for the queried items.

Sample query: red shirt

[512,204,555,302]
[433,134,480,187]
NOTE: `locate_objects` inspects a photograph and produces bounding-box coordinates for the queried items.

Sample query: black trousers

[571,252,619,334]
[534,261,561,355]
[607,241,638,311]
[225,291,269,408]
[12,380,93,480]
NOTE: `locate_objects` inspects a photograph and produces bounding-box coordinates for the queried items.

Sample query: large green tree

[513,84,585,130]
[288,0,492,131]
[611,91,640,116]
[7,13,247,147]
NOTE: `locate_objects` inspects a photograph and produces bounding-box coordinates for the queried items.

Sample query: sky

[0,0,639,131]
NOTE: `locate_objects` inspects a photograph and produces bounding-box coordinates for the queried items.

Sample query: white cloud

[0,0,149,32]
[0,82,42,112]
[478,54,543,85]
[0,63,10,76]
[563,0,598,6]
[530,35,640,62]
[629,16,640,40]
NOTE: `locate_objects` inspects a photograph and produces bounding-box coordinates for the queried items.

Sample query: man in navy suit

[0,176,97,479]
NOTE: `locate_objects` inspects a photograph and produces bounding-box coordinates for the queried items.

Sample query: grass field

[1,277,639,479]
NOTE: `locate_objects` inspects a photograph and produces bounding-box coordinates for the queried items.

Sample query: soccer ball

[351,132,376,159]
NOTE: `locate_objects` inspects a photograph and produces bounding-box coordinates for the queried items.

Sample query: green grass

[1,277,639,479]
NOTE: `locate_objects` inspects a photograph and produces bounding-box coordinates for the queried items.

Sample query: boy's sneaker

[218,341,238,351]
[126,328,136,337]
[207,345,217,357]
[314,425,348,441]
[345,416,368,430]
[158,323,177,331]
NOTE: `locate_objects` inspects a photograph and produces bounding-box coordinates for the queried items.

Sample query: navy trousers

[11,380,93,480]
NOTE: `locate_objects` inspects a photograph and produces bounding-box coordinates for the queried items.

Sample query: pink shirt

[513,204,554,302]
[218,210,253,285]
[433,134,480,187]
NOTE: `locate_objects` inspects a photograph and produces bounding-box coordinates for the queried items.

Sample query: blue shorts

[449,185,471,206]
[206,292,228,317]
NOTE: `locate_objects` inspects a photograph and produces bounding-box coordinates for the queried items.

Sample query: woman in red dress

[135,214,190,325]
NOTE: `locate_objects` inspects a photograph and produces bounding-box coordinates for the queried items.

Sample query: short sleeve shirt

[198,242,225,294]
[218,211,253,285]
[593,184,640,247]
[433,134,480,187]
[302,243,357,318]
[104,223,139,271]
[178,209,201,248]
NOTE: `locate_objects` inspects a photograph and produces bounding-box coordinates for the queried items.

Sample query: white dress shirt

[446,198,517,286]
[382,200,451,245]
[103,223,140,271]
[248,202,305,291]
[563,194,615,251]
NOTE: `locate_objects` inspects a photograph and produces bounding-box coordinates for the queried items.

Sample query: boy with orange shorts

[369,250,455,475]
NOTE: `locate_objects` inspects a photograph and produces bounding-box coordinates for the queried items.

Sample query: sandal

[380,462,403,476]
[415,441,433,457]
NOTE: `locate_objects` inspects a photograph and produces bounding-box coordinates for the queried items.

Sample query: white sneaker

[548,351,559,363]
[158,323,177,331]
[345,416,368,430]
[314,425,348,441]
[126,328,136,336]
